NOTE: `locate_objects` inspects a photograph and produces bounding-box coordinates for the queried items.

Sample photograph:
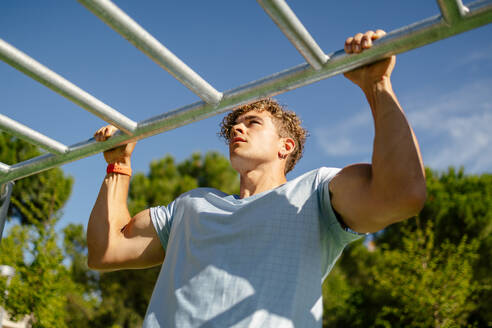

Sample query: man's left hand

[343,30,395,91]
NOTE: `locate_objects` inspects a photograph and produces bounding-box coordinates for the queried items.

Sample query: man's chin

[230,154,251,173]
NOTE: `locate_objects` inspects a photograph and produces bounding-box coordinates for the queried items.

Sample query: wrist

[107,157,131,167]
[361,76,393,95]
[106,163,132,176]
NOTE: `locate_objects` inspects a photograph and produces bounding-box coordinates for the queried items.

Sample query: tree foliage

[372,225,479,327]
[0,221,77,327]
[0,132,73,225]
[0,132,76,326]
[62,224,99,328]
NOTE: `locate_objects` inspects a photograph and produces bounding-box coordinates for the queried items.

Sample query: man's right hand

[94,125,137,165]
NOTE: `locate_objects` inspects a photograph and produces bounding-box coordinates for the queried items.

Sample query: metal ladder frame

[0,0,491,236]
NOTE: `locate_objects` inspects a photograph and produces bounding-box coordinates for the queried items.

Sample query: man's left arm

[329,30,427,233]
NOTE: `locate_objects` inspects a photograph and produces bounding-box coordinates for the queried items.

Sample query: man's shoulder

[316,167,342,181]
[274,167,341,200]
[291,167,341,185]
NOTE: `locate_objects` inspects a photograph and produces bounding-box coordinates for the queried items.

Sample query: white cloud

[405,80,492,173]
[314,78,492,173]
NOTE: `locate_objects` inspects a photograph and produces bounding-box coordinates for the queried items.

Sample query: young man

[88,30,426,327]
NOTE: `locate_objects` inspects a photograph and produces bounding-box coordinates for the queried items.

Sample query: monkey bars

[0,0,492,235]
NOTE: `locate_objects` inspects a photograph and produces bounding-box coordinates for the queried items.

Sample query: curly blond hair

[219,98,308,174]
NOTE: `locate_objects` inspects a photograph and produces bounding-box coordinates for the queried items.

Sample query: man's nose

[231,124,245,136]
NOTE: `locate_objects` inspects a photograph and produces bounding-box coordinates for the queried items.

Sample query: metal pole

[257,0,328,70]
[78,0,223,105]
[0,39,137,135]
[0,114,68,154]
[0,164,9,174]
[0,0,491,185]
[0,182,14,242]
[437,0,470,24]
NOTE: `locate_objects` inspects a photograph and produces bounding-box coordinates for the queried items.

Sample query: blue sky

[1,1,491,229]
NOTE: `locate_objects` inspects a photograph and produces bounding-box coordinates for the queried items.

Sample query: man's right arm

[87,125,165,271]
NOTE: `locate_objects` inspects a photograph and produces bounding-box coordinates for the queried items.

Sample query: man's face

[228,110,284,173]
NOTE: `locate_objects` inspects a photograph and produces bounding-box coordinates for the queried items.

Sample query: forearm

[87,167,132,267]
[364,78,426,217]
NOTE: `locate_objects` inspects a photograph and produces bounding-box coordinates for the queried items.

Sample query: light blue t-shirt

[144,167,361,328]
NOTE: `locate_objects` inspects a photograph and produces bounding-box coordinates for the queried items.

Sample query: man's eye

[251,121,260,125]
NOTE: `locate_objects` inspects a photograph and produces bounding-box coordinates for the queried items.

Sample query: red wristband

[107,163,132,176]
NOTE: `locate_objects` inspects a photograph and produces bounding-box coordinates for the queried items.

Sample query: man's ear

[279,137,296,158]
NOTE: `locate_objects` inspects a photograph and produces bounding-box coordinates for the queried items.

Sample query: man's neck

[238,166,287,199]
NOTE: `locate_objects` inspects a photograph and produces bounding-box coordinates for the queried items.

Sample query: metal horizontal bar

[257,0,328,70]
[437,0,470,24]
[468,0,492,14]
[78,0,223,105]
[0,114,68,154]
[0,163,10,174]
[1,0,491,185]
[0,39,137,135]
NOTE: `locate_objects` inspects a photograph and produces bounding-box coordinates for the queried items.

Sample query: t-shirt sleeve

[317,167,364,279]
[149,200,176,251]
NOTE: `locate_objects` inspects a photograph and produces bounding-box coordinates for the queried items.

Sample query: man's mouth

[232,137,246,143]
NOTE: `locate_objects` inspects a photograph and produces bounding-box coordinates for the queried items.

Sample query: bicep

[105,209,165,270]
[329,163,389,233]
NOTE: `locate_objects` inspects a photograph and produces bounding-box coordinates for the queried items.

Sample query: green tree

[0,220,76,327]
[373,224,479,327]
[323,226,482,328]
[0,132,73,225]
[378,167,491,253]
[0,132,76,326]
[322,264,359,327]
[63,223,99,328]
[377,167,492,326]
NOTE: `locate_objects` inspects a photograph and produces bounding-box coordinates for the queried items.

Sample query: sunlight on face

[229,110,283,173]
